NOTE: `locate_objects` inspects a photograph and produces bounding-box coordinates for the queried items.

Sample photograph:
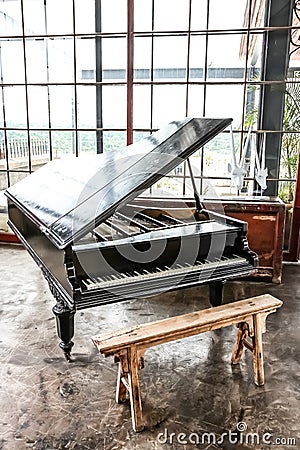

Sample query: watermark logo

[157,422,297,446]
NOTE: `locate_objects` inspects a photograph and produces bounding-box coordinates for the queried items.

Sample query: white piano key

[82,280,91,289]
[96,277,104,283]
[111,274,120,280]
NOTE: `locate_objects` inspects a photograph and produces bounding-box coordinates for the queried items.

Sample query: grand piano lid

[5,117,232,249]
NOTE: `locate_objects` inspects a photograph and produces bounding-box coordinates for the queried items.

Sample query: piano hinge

[64,246,82,300]
[66,261,81,290]
[66,267,81,304]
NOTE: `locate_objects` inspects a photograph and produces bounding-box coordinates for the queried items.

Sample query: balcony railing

[0,138,49,160]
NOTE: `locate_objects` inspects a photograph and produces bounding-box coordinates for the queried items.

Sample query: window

[0,0,298,214]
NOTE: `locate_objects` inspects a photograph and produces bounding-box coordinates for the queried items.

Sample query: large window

[0,0,298,213]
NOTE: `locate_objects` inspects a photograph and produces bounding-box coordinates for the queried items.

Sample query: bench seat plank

[93,294,282,355]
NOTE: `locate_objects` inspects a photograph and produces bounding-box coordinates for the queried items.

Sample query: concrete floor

[0,245,299,450]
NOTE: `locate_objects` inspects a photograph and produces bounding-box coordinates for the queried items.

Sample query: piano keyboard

[77,255,254,309]
[81,255,246,290]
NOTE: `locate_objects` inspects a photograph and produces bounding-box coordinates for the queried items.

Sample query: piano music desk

[92,294,282,432]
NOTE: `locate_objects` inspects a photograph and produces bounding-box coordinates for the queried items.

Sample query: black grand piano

[5,118,257,360]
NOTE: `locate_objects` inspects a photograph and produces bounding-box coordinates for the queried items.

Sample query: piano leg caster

[59,341,74,362]
[209,281,225,307]
[52,301,75,361]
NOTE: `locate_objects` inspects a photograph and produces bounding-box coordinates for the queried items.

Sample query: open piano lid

[5,117,232,249]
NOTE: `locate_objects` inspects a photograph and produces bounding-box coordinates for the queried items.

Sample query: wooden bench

[92,294,282,432]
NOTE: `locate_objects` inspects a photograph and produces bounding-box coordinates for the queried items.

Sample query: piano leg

[209,281,225,307]
[52,300,75,361]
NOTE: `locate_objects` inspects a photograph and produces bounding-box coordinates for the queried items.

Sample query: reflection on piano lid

[5,117,258,360]
[5,117,232,249]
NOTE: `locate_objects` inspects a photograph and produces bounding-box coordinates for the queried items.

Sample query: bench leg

[231,316,265,386]
[116,359,127,404]
[252,314,264,386]
[231,322,248,364]
[127,347,144,432]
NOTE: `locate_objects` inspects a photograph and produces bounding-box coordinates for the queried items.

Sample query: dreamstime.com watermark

[157,422,297,446]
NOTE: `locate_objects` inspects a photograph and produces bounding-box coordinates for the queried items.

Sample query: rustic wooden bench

[92,294,282,432]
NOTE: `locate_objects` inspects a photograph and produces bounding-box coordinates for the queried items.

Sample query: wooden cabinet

[209,197,285,283]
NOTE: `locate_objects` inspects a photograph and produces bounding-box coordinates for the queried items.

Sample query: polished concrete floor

[0,245,299,450]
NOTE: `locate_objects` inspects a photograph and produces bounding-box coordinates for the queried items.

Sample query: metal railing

[0,138,49,159]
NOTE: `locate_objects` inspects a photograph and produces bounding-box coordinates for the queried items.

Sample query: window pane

[154,0,189,31]
[46,0,73,35]
[25,39,48,83]
[134,0,152,32]
[207,34,245,73]
[133,131,150,143]
[49,86,75,129]
[102,86,126,128]
[51,131,76,157]
[205,85,244,127]
[102,38,127,76]
[134,37,152,81]
[244,84,260,129]
[76,38,96,81]
[4,87,27,128]
[0,39,25,83]
[189,36,207,80]
[78,131,96,153]
[185,162,201,197]
[6,131,29,171]
[203,131,244,197]
[30,131,51,167]
[208,0,247,30]
[153,36,188,78]
[101,0,127,33]
[0,0,22,36]
[191,0,208,30]
[23,0,45,35]
[75,0,95,34]
[133,85,151,129]
[48,38,74,83]
[245,34,264,80]
[152,174,184,197]
[77,86,96,128]
[204,178,235,198]
[152,85,186,128]
[103,131,126,152]
[187,85,204,117]
[28,86,49,128]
